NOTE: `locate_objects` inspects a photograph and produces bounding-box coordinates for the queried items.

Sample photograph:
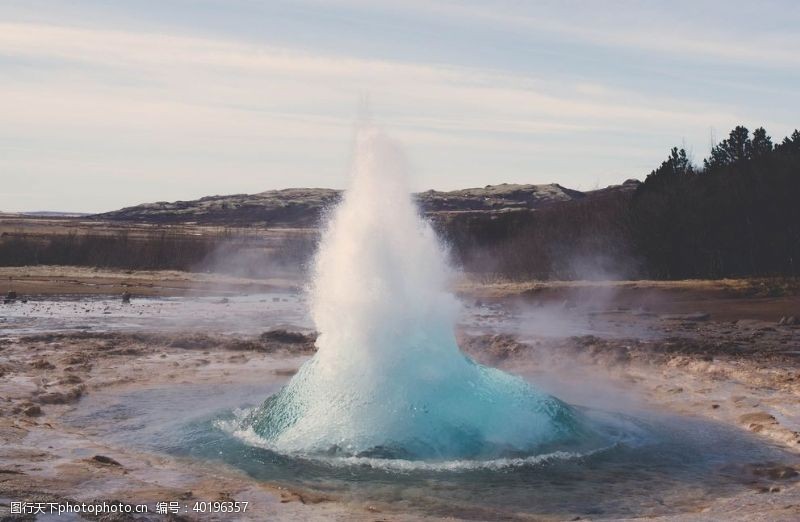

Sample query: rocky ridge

[94,181,640,225]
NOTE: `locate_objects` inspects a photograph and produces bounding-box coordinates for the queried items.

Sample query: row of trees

[443,125,800,280]
[0,231,217,270]
[631,126,800,278]
[0,228,318,276]
[438,187,637,280]
[3,125,795,280]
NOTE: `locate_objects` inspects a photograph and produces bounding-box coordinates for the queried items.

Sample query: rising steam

[236,127,593,461]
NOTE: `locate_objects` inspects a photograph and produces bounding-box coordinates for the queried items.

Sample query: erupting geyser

[237,128,593,461]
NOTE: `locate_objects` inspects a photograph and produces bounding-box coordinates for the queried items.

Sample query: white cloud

[316,0,800,68]
[0,16,787,211]
[0,21,737,132]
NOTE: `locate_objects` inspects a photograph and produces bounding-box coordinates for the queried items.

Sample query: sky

[1,0,799,213]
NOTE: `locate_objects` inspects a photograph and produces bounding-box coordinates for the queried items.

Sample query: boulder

[36,385,85,404]
[90,455,122,467]
[23,405,42,417]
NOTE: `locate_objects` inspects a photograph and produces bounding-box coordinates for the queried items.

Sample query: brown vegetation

[1,126,798,281]
[0,217,317,276]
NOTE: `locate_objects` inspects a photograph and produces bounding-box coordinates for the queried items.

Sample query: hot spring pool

[65,381,796,520]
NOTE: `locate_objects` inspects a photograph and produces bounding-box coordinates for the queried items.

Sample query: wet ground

[0,293,312,337]
[1,274,799,520]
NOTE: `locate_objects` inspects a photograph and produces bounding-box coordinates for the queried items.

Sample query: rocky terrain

[0,274,798,520]
[93,181,639,225]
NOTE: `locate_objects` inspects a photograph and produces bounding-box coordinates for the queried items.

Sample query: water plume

[239,127,592,461]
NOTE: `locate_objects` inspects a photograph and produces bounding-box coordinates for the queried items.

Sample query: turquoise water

[65,383,796,519]
[237,348,599,461]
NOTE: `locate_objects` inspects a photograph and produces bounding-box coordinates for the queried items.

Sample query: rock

[739,412,778,425]
[23,405,42,417]
[257,330,318,354]
[36,385,85,404]
[3,290,17,304]
[59,374,83,385]
[30,359,56,370]
[260,330,313,344]
[90,455,122,467]
[168,334,218,350]
[751,464,799,480]
[224,339,264,351]
[217,491,235,503]
[459,333,530,361]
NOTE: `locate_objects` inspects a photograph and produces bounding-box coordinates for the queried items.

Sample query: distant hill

[93,182,639,226]
[6,124,796,281]
[22,211,93,217]
[0,211,92,218]
[95,188,341,226]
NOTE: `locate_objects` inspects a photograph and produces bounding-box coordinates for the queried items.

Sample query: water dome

[236,128,595,461]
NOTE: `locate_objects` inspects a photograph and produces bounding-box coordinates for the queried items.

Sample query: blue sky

[2,0,799,212]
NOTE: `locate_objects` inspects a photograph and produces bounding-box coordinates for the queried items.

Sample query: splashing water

[237,128,594,461]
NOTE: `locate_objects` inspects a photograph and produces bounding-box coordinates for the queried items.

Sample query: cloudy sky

[2,0,799,212]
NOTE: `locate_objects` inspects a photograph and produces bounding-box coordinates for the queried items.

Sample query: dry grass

[0,216,317,276]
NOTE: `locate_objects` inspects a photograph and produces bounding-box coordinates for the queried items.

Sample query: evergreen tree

[751,127,773,157]
[704,125,752,170]
[777,129,800,154]
[634,125,800,278]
